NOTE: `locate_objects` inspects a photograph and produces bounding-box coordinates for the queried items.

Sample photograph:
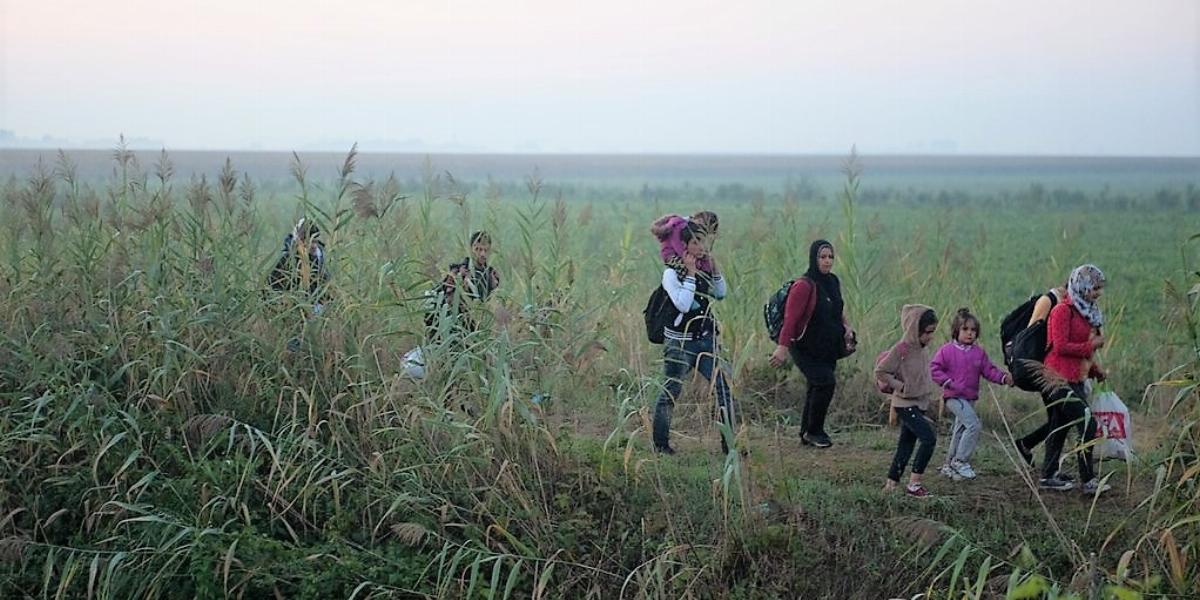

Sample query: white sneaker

[939,464,962,481]
[1081,478,1111,496]
[951,460,977,480]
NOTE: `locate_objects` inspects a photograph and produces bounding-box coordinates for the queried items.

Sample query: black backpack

[763,280,795,343]
[643,286,677,344]
[1009,321,1050,392]
[1000,293,1057,365]
[764,277,817,343]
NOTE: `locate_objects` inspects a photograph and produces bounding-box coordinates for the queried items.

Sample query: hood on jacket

[900,304,935,347]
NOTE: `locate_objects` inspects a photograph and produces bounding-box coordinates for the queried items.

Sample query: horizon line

[2,146,1198,161]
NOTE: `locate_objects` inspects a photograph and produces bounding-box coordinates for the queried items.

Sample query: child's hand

[1003,373,1013,386]
[683,253,699,276]
[1090,332,1106,349]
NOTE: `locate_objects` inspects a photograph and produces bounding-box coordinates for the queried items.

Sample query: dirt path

[551,401,1165,513]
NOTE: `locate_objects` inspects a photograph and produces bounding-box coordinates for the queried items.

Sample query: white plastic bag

[1091,388,1132,461]
[402,346,426,379]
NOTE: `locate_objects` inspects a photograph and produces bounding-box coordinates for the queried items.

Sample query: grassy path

[547,388,1166,596]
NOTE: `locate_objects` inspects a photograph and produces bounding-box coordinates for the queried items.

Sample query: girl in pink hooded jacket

[650,211,717,273]
[930,308,1011,481]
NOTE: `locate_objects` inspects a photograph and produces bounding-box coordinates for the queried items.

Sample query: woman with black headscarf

[768,240,856,447]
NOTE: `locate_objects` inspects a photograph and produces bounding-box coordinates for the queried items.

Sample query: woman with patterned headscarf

[1035,264,1109,495]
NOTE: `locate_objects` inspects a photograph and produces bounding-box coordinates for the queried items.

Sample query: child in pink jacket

[930,308,1011,480]
[651,211,718,273]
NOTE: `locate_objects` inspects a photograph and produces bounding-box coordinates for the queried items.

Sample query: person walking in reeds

[876,305,939,497]
[1031,264,1110,495]
[267,217,330,352]
[268,217,330,311]
[652,222,735,455]
[767,240,857,448]
[931,308,1012,481]
[1012,282,1068,467]
[425,230,501,335]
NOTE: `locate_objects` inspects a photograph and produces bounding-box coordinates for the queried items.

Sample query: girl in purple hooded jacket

[930,308,1011,480]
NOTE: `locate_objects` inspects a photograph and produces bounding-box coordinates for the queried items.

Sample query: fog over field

[2,149,1197,194]
[1,1,1198,598]
[2,1,1197,156]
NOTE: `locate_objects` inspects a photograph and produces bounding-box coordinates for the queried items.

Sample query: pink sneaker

[905,483,932,498]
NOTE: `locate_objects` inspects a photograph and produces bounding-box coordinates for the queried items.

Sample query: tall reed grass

[0,145,1195,598]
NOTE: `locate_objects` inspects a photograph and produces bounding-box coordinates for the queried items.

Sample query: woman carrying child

[875,305,939,497]
[652,221,735,455]
[930,308,1012,481]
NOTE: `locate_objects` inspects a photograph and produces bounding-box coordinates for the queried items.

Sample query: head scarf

[1067,264,1105,328]
[804,239,842,304]
[805,240,834,279]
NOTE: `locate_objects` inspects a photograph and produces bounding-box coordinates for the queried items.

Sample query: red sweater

[778,278,816,345]
[1044,297,1102,383]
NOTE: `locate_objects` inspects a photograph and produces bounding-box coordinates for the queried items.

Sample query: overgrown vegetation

[0,144,1196,598]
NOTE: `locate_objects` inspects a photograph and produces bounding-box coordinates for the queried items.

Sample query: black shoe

[654,444,676,456]
[1014,439,1034,468]
[803,432,832,448]
[1055,471,1075,483]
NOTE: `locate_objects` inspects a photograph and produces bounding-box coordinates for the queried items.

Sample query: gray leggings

[944,398,982,463]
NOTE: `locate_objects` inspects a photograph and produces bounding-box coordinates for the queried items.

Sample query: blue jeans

[653,336,735,448]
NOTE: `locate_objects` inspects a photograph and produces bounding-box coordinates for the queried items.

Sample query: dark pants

[1018,382,1061,452]
[653,336,735,448]
[1040,383,1096,481]
[789,347,837,436]
[424,307,476,345]
[1018,411,1053,453]
[888,406,937,482]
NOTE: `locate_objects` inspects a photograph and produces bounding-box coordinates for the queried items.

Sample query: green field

[0,147,1197,598]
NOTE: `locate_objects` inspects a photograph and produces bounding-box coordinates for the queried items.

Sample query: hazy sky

[1,0,1197,155]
